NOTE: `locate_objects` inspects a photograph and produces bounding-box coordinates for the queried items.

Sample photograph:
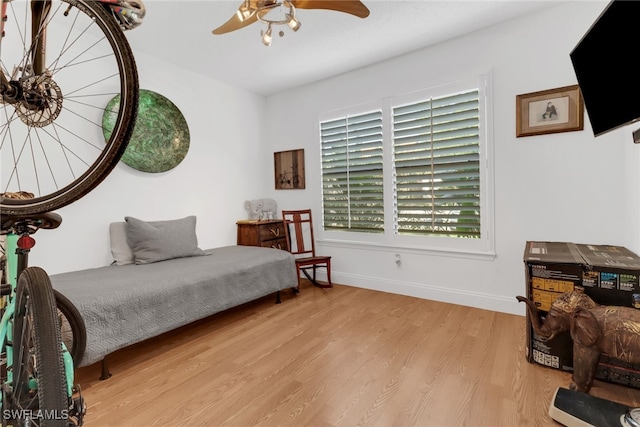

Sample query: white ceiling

[126,0,554,96]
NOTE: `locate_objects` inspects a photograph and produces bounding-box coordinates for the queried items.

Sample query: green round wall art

[102,89,190,173]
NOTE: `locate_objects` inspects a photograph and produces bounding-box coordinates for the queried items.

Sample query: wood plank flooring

[75,281,640,426]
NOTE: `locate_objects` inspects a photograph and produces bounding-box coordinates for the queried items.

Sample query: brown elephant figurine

[517,289,640,393]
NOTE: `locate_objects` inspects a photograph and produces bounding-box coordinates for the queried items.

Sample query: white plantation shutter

[318,75,492,252]
[392,90,480,238]
[320,110,384,232]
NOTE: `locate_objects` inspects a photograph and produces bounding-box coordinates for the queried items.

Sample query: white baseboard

[314,271,525,316]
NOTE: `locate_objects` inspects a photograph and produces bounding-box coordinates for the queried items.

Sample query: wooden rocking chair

[282,209,332,290]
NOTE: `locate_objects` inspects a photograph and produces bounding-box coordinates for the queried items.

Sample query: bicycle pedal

[69,384,86,426]
[71,395,86,415]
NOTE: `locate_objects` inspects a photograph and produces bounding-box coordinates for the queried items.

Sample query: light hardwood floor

[75,281,640,426]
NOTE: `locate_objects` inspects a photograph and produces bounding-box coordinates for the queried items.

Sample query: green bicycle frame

[0,233,19,397]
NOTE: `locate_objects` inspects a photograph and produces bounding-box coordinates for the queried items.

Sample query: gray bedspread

[50,245,297,367]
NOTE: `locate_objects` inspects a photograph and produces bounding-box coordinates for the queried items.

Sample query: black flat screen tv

[570,0,640,137]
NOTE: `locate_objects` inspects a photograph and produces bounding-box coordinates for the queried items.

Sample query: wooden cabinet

[236,220,287,250]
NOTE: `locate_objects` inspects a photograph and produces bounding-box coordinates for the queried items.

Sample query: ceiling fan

[212,0,370,46]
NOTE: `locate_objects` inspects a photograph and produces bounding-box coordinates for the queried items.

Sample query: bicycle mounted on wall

[1,0,145,425]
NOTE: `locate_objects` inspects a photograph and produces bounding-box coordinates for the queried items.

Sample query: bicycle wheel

[54,289,87,368]
[0,0,139,216]
[9,266,68,426]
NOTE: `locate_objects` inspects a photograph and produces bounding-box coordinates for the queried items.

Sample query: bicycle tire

[9,267,68,427]
[54,289,87,368]
[0,0,139,216]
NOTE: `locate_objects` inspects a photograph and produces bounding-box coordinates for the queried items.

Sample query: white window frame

[318,72,495,258]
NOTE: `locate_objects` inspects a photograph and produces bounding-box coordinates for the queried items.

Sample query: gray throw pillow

[124,215,205,264]
[109,222,135,265]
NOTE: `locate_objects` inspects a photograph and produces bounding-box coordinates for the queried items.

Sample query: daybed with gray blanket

[49,216,297,376]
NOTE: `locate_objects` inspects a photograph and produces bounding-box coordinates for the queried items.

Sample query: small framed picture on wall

[274,149,305,189]
[516,84,584,137]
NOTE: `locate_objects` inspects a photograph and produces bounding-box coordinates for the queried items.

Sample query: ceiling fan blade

[291,0,370,18]
[212,12,259,35]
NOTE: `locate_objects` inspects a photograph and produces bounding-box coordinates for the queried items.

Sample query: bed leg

[99,358,112,380]
[275,290,281,304]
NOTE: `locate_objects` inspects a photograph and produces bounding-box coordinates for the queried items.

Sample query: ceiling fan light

[287,14,301,32]
[262,25,273,46]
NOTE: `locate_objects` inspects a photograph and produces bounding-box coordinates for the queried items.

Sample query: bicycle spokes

[1,0,138,216]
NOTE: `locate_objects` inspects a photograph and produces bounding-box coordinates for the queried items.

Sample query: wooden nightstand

[236,220,287,250]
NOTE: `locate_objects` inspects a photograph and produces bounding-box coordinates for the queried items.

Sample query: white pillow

[109,222,135,265]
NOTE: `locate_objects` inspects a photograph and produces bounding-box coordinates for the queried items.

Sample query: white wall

[263,1,640,315]
[29,52,270,274]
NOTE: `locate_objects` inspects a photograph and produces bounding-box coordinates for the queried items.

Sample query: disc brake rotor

[14,73,63,128]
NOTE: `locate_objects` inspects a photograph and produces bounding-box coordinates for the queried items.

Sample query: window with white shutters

[318,74,492,254]
[393,90,480,238]
[320,110,384,232]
